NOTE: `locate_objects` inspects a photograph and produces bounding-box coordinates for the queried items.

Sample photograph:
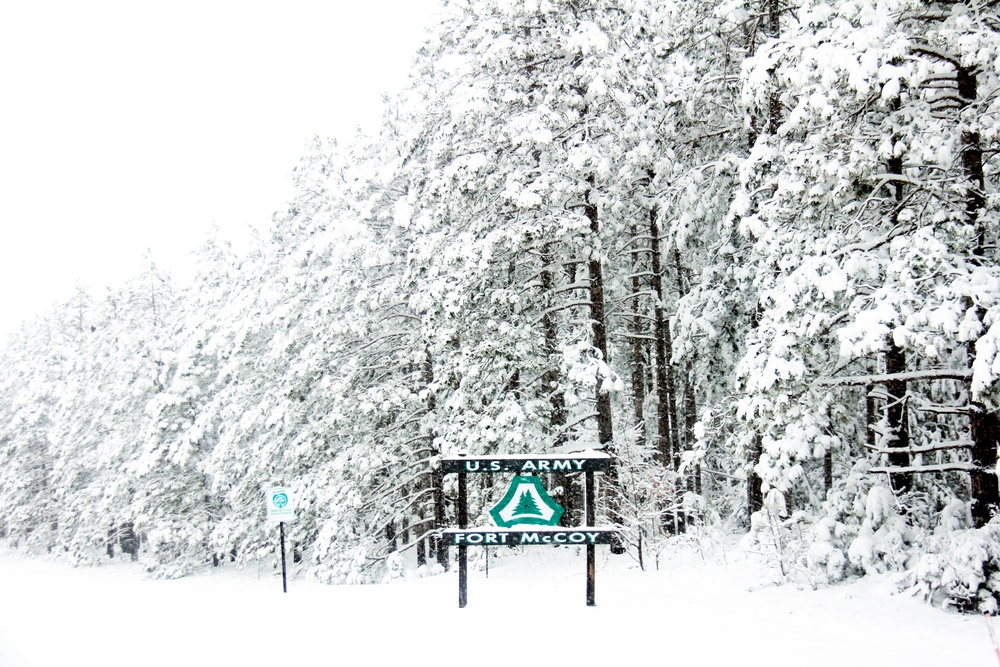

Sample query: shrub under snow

[738,459,995,614]
[905,512,1000,613]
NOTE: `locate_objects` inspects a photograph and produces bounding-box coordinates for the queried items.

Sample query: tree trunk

[884,341,911,494]
[541,242,566,444]
[422,348,448,570]
[416,512,427,567]
[766,0,781,136]
[824,449,833,495]
[674,246,698,495]
[745,4,759,150]
[585,193,613,448]
[747,433,764,523]
[433,465,449,570]
[684,361,699,494]
[557,473,584,527]
[957,65,985,256]
[866,383,877,450]
[970,406,1000,528]
[385,520,397,553]
[649,207,677,468]
[953,64,996,526]
[743,1,781,517]
[630,222,647,447]
[585,185,625,554]
[880,73,909,495]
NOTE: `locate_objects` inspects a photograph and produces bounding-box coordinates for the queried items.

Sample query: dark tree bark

[674,246,699,495]
[824,449,833,495]
[650,212,685,533]
[876,71,910,495]
[743,0,783,517]
[585,185,625,554]
[422,348,448,570]
[884,340,911,494]
[540,242,567,444]
[866,383,878,450]
[416,525,427,567]
[555,473,584,527]
[969,407,1000,527]
[955,65,997,526]
[385,520,397,553]
[747,434,764,523]
[630,222,648,447]
[649,207,677,468]
[585,190,613,447]
[766,0,781,136]
[745,3,760,150]
[433,465,449,570]
[957,65,986,255]
[684,362,699,494]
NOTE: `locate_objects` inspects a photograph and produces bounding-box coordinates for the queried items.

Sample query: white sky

[0,0,441,335]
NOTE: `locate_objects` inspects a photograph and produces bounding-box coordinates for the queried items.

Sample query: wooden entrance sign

[441,452,615,608]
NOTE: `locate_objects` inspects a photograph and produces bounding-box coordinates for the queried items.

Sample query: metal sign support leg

[586,470,596,607]
[458,471,468,608]
[279,521,288,594]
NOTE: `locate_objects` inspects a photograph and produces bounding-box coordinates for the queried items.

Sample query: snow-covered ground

[0,543,991,666]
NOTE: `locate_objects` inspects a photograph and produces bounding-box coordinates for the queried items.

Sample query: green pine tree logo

[489,475,564,527]
[512,490,544,518]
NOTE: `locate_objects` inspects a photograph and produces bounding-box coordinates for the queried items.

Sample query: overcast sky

[0,0,440,335]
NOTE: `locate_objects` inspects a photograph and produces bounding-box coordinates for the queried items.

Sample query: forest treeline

[3,0,1000,608]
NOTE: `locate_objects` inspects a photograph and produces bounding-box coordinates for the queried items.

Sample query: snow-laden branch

[610,332,658,342]
[556,411,601,438]
[349,330,410,357]
[911,402,971,415]
[547,281,594,296]
[870,462,983,475]
[611,289,658,305]
[357,478,437,515]
[863,439,973,456]
[620,271,658,281]
[384,523,440,557]
[909,44,962,69]
[609,311,657,323]
[535,301,594,322]
[680,123,743,146]
[814,368,972,387]
[833,222,913,257]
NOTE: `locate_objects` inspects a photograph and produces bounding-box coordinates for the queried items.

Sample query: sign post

[279,522,288,594]
[458,470,468,608]
[441,452,616,608]
[586,468,596,606]
[265,487,295,593]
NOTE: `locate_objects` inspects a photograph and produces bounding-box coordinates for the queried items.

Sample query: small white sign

[265,487,295,523]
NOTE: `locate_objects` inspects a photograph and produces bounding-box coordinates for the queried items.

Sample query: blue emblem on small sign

[265,487,295,523]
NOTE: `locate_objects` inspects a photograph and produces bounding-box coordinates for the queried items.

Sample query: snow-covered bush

[806,517,849,583]
[382,552,407,583]
[805,466,1000,612]
[906,514,1000,613]
[742,489,815,585]
[140,535,209,580]
[846,484,913,574]
[803,461,870,583]
[804,462,916,584]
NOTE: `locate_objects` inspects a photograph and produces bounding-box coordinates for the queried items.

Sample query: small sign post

[265,487,295,593]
